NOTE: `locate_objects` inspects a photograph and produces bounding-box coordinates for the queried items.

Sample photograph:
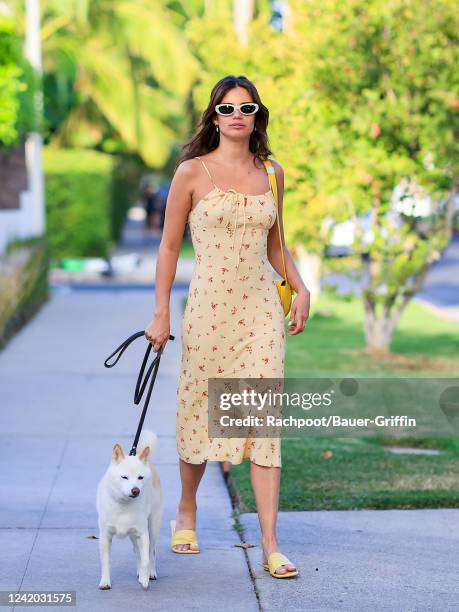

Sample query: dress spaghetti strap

[195,156,217,189]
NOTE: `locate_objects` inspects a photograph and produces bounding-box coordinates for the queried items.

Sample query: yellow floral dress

[175,156,285,467]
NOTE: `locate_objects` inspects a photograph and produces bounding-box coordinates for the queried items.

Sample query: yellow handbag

[262,159,294,317]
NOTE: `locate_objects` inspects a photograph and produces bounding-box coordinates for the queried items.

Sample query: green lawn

[179,237,195,259]
[286,293,459,377]
[229,294,459,511]
[231,437,459,511]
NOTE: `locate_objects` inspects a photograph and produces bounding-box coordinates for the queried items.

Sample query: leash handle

[104,330,175,455]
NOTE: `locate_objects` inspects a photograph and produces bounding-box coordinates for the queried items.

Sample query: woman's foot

[172,503,200,552]
[261,536,297,575]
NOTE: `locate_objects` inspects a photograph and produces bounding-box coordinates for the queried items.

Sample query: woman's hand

[287,289,310,335]
[144,312,171,352]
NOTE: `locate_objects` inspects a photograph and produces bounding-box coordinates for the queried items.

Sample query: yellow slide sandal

[170,519,200,554]
[262,552,298,578]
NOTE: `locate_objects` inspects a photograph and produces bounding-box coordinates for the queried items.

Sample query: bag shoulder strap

[263,159,288,283]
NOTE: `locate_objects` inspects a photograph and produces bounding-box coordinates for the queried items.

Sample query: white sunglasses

[215,102,259,116]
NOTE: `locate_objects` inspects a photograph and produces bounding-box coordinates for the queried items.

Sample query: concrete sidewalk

[240,509,459,611]
[1,282,459,611]
[0,288,257,611]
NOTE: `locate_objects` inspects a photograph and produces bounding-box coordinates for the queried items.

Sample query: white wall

[0,133,45,253]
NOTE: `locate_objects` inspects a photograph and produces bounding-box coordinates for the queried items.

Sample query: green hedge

[43,148,148,261]
[0,235,49,350]
[111,155,150,243]
[43,147,115,261]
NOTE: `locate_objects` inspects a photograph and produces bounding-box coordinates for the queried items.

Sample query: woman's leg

[173,458,207,551]
[250,462,296,574]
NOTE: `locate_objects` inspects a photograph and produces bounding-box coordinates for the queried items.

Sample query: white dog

[96,430,163,590]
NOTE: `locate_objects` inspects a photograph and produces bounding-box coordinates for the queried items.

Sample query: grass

[286,293,459,377]
[228,293,459,510]
[179,237,195,259]
[231,437,459,511]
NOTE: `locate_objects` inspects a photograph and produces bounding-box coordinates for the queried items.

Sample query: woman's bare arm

[267,160,307,295]
[144,160,195,351]
[267,160,310,333]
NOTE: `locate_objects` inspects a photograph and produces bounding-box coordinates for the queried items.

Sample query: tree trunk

[363,297,393,355]
[295,244,321,304]
[233,0,254,46]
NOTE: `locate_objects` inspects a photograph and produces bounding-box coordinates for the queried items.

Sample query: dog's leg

[148,514,158,580]
[98,530,113,590]
[130,533,141,578]
[137,532,151,589]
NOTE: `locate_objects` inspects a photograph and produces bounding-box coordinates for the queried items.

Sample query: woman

[144,75,310,578]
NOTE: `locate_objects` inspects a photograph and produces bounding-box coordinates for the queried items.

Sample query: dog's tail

[136,429,158,458]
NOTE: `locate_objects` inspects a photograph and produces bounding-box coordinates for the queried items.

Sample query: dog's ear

[138,446,150,463]
[112,443,125,463]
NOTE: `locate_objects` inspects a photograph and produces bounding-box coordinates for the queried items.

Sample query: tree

[0,13,37,148]
[186,0,458,354]
[288,0,458,354]
[9,0,202,166]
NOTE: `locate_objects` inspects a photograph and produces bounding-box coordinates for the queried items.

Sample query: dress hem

[176,449,281,468]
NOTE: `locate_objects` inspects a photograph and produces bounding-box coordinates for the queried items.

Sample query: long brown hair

[176,75,273,171]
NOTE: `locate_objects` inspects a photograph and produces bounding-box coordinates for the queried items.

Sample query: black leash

[104,331,175,456]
